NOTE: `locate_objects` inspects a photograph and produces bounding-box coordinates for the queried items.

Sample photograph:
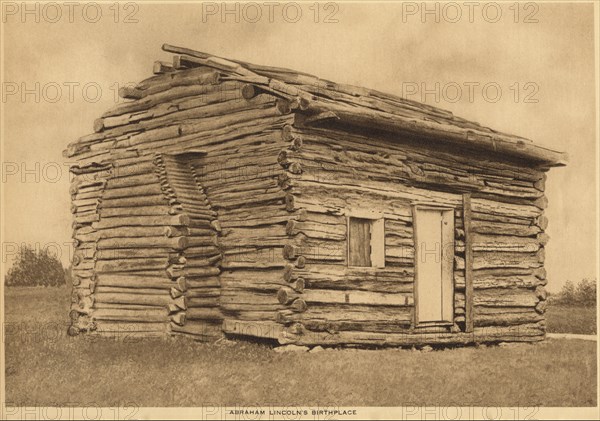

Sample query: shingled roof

[68,44,568,167]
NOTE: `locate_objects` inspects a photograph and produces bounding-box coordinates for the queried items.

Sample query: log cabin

[64,44,567,347]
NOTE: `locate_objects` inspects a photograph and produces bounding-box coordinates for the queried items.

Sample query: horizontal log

[185,288,220,298]
[184,245,221,257]
[473,307,544,327]
[278,305,413,331]
[102,183,163,199]
[170,266,220,278]
[279,288,414,307]
[93,214,190,229]
[101,83,221,119]
[99,195,170,209]
[93,321,167,334]
[92,307,169,322]
[94,292,185,309]
[471,198,542,219]
[287,264,414,284]
[95,258,168,273]
[170,321,223,340]
[222,319,283,339]
[100,205,178,217]
[456,251,543,270]
[473,274,544,289]
[187,277,221,289]
[473,288,539,307]
[95,226,171,239]
[97,236,188,250]
[301,93,565,165]
[221,303,284,312]
[96,273,187,293]
[295,126,544,184]
[95,248,178,261]
[469,234,541,252]
[471,220,541,237]
[280,322,545,346]
[186,308,223,321]
[94,274,179,289]
[187,298,220,308]
[285,220,346,240]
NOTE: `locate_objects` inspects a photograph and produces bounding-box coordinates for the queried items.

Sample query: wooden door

[414,208,454,324]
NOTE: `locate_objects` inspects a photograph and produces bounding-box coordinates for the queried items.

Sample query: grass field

[3,287,597,407]
[546,304,597,335]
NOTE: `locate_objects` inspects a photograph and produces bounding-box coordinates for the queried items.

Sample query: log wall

[67,61,550,346]
[67,67,295,339]
[273,121,548,346]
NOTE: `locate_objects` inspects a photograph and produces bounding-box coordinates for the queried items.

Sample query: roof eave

[295,102,568,168]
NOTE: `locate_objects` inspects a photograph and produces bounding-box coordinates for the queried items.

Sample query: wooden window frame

[346,213,385,269]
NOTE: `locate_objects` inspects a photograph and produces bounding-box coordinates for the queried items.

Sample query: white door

[415,208,454,324]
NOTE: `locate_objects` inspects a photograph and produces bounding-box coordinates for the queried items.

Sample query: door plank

[415,209,443,323]
[441,209,455,322]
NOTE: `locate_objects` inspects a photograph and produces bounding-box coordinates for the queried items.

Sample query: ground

[546,304,597,335]
[3,287,597,407]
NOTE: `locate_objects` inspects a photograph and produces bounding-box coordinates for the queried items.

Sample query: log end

[174,296,187,310]
[93,118,105,133]
[535,286,547,301]
[170,287,184,299]
[67,325,80,336]
[535,300,547,314]
[534,196,549,210]
[290,137,303,151]
[283,264,294,282]
[292,278,305,293]
[538,232,550,246]
[241,84,259,100]
[285,220,297,236]
[276,99,292,115]
[210,220,222,233]
[277,150,289,167]
[175,276,188,292]
[283,244,296,260]
[281,124,294,142]
[178,214,191,227]
[153,60,174,74]
[288,162,303,175]
[285,194,296,212]
[119,86,142,100]
[295,256,306,269]
[290,298,307,313]
[277,288,290,305]
[533,267,547,280]
[277,173,292,190]
[171,312,186,326]
[175,236,189,250]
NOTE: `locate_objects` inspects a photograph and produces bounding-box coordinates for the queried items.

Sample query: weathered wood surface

[160,44,566,166]
[67,48,554,344]
[272,123,548,343]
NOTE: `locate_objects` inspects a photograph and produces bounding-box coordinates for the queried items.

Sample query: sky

[1,1,597,292]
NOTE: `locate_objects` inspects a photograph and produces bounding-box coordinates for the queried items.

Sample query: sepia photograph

[1,1,598,419]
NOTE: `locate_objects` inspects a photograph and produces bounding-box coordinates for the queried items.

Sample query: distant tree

[575,278,597,307]
[5,245,66,287]
[555,279,597,307]
[65,264,73,287]
[560,280,576,304]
